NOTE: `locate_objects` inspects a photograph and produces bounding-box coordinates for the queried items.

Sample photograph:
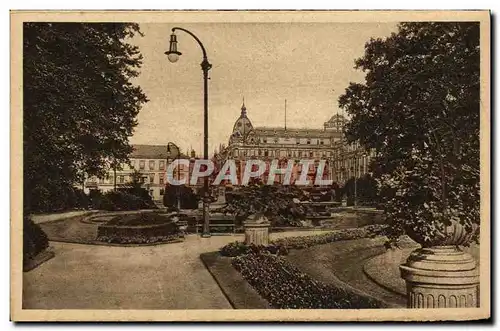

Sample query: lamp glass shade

[167,53,180,63]
[166,33,181,63]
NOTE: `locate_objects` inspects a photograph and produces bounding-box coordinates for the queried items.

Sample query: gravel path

[286,238,407,307]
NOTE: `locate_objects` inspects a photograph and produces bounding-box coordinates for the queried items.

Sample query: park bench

[195,214,237,235]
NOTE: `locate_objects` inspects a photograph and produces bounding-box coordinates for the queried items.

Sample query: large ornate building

[213,101,372,186]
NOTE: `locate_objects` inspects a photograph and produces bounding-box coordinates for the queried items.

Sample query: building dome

[231,100,254,141]
[324,114,347,131]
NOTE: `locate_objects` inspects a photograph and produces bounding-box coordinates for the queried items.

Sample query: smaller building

[84,144,190,201]
[331,139,376,185]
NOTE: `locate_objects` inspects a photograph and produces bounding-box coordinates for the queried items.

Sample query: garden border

[23,247,55,272]
[200,252,271,309]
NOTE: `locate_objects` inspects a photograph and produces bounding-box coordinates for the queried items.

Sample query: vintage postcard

[10,10,490,322]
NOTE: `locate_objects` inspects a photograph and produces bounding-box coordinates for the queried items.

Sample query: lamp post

[166,142,181,212]
[166,27,212,238]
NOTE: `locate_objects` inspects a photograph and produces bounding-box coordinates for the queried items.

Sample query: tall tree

[338,22,480,244]
[23,23,148,212]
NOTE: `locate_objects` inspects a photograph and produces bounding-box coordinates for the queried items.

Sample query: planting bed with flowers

[96,212,182,245]
[220,224,387,257]
[232,251,383,309]
[217,224,388,308]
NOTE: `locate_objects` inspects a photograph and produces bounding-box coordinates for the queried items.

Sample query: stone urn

[243,214,271,246]
[400,220,479,308]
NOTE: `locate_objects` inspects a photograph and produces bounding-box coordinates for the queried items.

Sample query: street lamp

[166,27,212,238]
[166,142,181,212]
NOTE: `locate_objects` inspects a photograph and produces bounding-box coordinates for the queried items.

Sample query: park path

[23,230,329,310]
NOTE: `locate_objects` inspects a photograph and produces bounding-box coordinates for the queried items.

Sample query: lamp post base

[201,195,211,238]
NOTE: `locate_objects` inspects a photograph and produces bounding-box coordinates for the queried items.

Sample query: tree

[338,22,480,244]
[23,23,148,212]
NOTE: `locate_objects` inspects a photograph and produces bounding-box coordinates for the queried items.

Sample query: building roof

[324,114,347,131]
[130,144,188,159]
[253,127,342,138]
[231,102,254,138]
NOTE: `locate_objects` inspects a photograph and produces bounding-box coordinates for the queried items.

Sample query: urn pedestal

[243,215,271,246]
[400,246,479,308]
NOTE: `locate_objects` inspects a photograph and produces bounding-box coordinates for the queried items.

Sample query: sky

[129,22,398,155]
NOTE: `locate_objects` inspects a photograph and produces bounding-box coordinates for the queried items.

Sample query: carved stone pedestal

[244,215,270,246]
[400,246,479,308]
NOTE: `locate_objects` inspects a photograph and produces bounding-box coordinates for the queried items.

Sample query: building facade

[84,144,191,201]
[213,102,372,186]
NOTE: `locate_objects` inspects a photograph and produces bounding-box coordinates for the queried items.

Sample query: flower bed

[96,212,180,244]
[272,224,387,250]
[220,224,387,257]
[220,241,287,257]
[232,251,383,309]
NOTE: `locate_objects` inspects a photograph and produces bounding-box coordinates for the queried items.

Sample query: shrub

[106,212,172,226]
[23,216,49,262]
[106,191,143,210]
[163,185,200,210]
[27,185,90,213]
[232,251,382,309]
[89,190,157,211]
[217,184,312,227]
[97,193,117,211]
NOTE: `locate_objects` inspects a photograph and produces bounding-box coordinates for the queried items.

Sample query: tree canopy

[338,22,480,244]
[23,23,148,212]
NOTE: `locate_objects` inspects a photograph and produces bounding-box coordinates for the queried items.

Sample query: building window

[307,139,311,145]
[264,150,269,157]
[296,139,300,144]
[309,151,314,158]
[258,150,262,156]
[160,188,165,195]
[149,160,155,170]
[320,140,324,145]
[263,138,267,143]
[159,160,165,170]
[233,149,238,157]
[139,160,145,170]
[149,173,155,184]
[159,173,165,185]
[119,175,124,184]
[130,160,135,169]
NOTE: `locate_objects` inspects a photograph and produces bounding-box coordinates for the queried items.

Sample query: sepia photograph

[10,10,490,322]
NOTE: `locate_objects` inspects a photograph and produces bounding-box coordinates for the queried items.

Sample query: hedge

[23,216,49,262]
[220,224,387,257]
[89,190,156,211]
[232,251,383,309]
